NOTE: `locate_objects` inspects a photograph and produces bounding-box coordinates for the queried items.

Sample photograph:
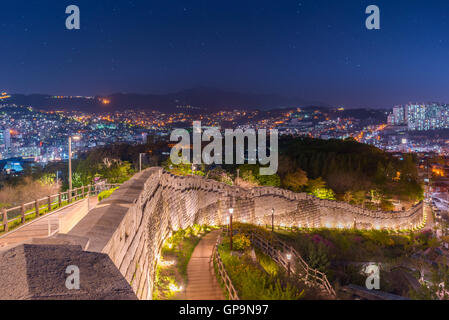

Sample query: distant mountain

[6,88,328,113]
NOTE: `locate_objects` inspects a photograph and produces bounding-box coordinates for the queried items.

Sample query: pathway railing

[250,232,336,297]
[210,233,240,300]
[232,227,336,297]
[1,183,121,233]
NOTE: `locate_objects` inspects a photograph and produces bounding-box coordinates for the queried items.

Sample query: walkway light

[139,153,146,172]
[68,135,81,193]
[287,253,292,277]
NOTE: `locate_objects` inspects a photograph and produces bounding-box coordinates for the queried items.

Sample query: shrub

[233,234,251,251]
[218,242,304,300]
[207,168,234,185]
[98,187,119,201]
[306,242,330,273]
[0,177,60,208]
[282,169,308,192]
[256,249,280,276]
[380,199,395,211]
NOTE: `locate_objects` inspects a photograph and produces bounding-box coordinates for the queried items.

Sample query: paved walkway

[185,230,225,300]
[424,203,434,231]
[0,197,98,250]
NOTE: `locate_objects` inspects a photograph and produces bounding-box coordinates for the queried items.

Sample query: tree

[71,172,83,188]
[306,177,326,193]
[307,242,330,273]
[238,164,281,187]
[306,177,336,200]
[207,167,233,185]
[101,161,134,183]
[380,199,395,211]
[313,187,336,200]
[258,174,281,187]
[282,169,308,192]
[370,189,382,204]
[39,173,56,185]
[343,191,354,203]
[352,190,367,207]
[241,169,258,185]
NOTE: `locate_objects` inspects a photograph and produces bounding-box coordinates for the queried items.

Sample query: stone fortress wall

[66,167,424,300]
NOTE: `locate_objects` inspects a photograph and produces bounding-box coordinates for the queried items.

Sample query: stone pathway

[0,197,98,250]
[185,230,225,300]
[424,203,434,231]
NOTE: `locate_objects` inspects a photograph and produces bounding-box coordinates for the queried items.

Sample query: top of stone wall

[157,168,423,219]
[67,169,157,253]
[0,244,137,300]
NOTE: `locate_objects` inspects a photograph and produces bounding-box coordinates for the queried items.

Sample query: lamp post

[139,153,146,172]
[286,253,292,277]
[68,135,81,192]
[229,207,234,251]
[271,208,275,232]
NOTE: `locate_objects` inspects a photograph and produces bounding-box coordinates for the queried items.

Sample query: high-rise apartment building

[0,128,11,150]
[388,103,449,131]
[392,106,405,125]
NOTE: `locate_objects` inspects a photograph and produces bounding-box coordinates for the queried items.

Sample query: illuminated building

[387,103,449,131]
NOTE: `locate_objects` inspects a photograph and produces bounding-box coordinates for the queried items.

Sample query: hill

[7,88,327,113]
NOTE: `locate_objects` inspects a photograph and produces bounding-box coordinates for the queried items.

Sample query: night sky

[2,0,449,108]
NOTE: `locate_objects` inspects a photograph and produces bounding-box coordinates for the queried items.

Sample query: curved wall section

[67,167,424,299]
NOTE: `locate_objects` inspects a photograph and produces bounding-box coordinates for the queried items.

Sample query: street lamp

[286,253,292,277]
[139,153,146,172]
[271,208,275,232]
[68,135,81,193]
[229,207,234,251]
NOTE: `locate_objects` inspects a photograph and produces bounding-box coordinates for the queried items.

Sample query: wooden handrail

[1,183,122,233]
[211,234,239,300]
[241,228,336,297]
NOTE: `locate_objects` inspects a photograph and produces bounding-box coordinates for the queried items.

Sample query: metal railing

[1,183,121,233]
[234,227,336,297]
[210,233,240,300]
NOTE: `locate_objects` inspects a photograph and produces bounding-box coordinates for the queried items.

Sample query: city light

[0,92,11,100]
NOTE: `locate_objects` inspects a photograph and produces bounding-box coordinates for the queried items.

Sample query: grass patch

[255,248,280,277]
[98,187,119,202]
[163,225,216,278]
[153,224,216,300]
[153,262,184,300]
[217,236,304,300]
